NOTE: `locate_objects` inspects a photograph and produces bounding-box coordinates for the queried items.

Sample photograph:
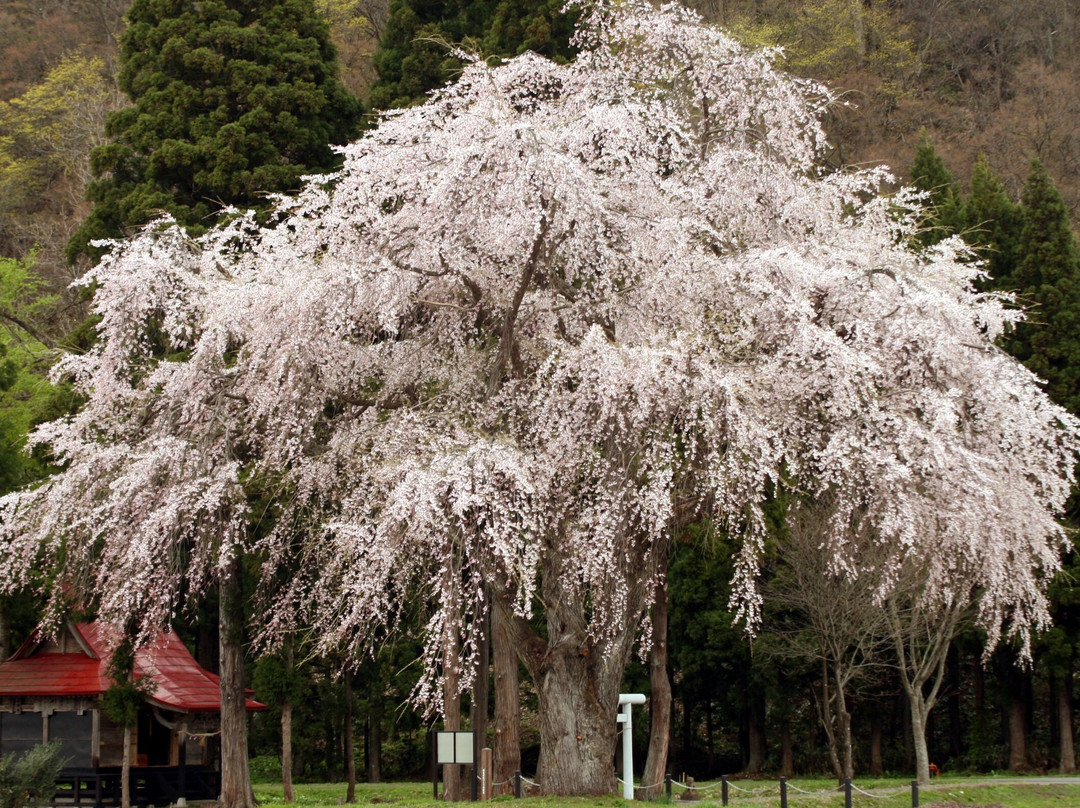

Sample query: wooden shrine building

[0,622,264,806]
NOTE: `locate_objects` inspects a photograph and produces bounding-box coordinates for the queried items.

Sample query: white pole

[619,694,646,800]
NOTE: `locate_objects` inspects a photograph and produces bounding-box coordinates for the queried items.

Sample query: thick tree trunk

[345,673,356,803]
[1060,672,1076,774]
[219,556,255,808]
[641,572,671,798]
[492,601,519,795]
[534,643,622,795]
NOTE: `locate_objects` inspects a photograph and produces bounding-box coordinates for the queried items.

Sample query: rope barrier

[850,783,908,799]
[724,780,756,793]
[785,782,824,795]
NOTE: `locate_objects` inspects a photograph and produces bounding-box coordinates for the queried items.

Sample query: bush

[0,742,64,808]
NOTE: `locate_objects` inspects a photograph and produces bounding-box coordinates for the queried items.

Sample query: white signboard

[435,730,474,764]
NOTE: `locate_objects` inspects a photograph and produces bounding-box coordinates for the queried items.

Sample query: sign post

[618,694,646,800]
[433,730,474,800]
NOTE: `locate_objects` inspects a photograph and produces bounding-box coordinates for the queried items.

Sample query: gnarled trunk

[533,642,622,795]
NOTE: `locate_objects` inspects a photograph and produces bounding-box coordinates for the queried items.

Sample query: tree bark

[641,571,672,798]
[533,642,622,795]
[281,699,294,802]
[1060,671,1076,774]
[492,601,519,795]
[746,693,766,775]
[367,711,383,783]
[345,672,356,803]
[219,556,255,808]
[1009,690,1027,771]
[470,605,489,801]
[282,638,295,803]
[0,598,10,661]
[121,724,131,808]
[870,704,884,776]
[443,633,463,802]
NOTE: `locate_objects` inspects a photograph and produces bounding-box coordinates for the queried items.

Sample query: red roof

[0,623,264,713]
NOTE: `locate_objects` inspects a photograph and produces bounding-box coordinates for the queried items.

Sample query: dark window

[1,712,43,759]
[49,712,93,768]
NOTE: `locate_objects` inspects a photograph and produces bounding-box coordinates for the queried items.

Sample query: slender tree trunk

[817,661,843,782]
[492,601,519,795]
[1009,690,1027,770]
[282,699,294,802]
[1060,671,1076,774]
[121,724,131,808]
[642,569,671,798]
[0,598,10,661]
[911,701,931,785]
[470,605,489,800]
[443,633,462,802]
[368,709,383,783]
[282,638,295,802]
[745,690,766,774]
[947,646,962,761]
[345,673,356,803]
[219,556,255,808]
[834,665,854,780]
[870,704,884,776]
[780,721,793,777]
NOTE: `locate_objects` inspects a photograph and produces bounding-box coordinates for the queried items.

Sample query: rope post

[721,775,729,806]
[844,778,852,808]
[665,774,672,801]
[514,771,521,799]
[779,777,787,808]
[911,780,919,808]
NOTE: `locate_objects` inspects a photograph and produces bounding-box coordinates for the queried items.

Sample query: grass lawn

[252,775,1080,808]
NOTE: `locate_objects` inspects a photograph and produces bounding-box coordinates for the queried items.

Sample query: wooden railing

[53,765,221,807]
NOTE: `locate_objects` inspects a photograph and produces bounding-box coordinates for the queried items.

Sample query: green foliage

[101,634,157,728]
[964,154,1022,288]
[0,54,117,251]
[1001,159,1080,415]
[908,132,965,247]
[368,0,576,110]
[0,742,64,808]
[68,0,364,265]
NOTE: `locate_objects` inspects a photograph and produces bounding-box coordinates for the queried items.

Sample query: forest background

[3,0,1080,788]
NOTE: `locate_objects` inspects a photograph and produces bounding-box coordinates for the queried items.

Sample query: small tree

[101,632,156,808]
[0,742,64,808]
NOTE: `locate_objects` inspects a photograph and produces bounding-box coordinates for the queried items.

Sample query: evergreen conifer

[908,132,965,247]
[964,153,1022,289]
[67,0,363,265]
[369,0,576,110]
[1006,159,1080,414]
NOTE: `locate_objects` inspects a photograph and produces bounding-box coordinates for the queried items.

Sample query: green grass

[252,775,1080,808]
